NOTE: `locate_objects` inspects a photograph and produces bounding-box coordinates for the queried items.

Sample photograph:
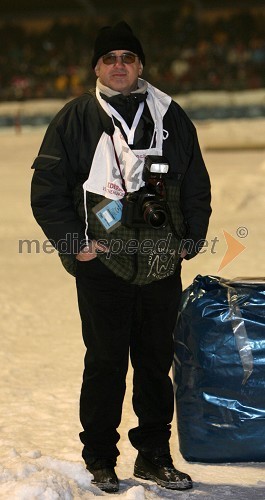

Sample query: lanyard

[108,101,145,145]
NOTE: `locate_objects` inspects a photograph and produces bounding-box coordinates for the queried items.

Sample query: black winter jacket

[31,90,211,278]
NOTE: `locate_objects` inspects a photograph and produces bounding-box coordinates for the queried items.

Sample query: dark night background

[0,0,264,100]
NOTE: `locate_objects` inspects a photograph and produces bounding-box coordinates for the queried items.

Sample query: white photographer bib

[83,80,171,201]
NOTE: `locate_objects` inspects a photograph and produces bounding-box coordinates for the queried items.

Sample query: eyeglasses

[102,52,138,65]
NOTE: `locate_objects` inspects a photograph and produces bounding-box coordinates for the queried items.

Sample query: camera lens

[142,202,168,229]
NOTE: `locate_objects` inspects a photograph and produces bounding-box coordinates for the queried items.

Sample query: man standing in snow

[31,21,211,493]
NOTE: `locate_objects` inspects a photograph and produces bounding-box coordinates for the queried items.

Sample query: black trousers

[75,258,182,464]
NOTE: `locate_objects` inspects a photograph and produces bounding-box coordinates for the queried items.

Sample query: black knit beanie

[91,21,145,68]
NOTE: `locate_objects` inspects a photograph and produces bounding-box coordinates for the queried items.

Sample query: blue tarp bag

[173,275,265,462]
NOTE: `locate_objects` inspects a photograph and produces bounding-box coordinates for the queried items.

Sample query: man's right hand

[76,240,109,261]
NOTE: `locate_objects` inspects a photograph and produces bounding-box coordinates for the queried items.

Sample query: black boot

[86,459,119,493]
[134,451,193,490]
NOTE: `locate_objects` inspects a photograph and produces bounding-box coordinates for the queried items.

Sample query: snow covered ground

[0,122,265,499]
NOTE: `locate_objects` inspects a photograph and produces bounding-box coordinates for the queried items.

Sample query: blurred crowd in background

[0,8,264,101]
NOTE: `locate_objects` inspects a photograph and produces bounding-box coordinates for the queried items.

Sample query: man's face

[95,50,143,95]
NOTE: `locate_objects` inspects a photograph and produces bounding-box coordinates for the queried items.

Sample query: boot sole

[91,479,119,493]
[134,467,193,490]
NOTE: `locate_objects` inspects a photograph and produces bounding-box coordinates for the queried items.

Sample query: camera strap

[110,135,128,195]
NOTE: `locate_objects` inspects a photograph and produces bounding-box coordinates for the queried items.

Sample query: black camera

[121,155,170,229]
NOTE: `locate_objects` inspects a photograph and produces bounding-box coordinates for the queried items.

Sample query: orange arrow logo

[218,230,246,271]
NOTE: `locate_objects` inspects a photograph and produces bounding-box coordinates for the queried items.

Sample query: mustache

[110,70,128,75]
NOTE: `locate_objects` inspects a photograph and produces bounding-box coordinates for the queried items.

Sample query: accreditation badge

[92,198,123,233]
